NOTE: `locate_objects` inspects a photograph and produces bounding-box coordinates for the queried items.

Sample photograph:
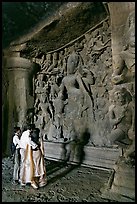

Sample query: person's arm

[29,138,39,150]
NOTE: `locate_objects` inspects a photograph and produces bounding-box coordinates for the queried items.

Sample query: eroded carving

[112,11,135,84]
[29,18,133,151]
[108,86,133,149]
[30,18,113,147]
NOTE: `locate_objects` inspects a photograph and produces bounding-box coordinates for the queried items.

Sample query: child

[12,126,21,185]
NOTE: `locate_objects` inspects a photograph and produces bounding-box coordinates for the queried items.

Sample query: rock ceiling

[2,2,108,58]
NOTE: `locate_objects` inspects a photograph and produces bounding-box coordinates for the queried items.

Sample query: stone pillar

[107,2,135,84]
[4,56,36,155]
[100,3,135,201]
[108,2,135,58]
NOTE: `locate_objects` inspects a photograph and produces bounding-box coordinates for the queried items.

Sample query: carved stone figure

[75,65,95,120]
[38,93,53,120]
[120,11,135,74]
[56,48,96,142]
[30,18,114,147]
[123,94,135,162]
[35,73,46,94]
[45,52,59,73]
[67,46,84,74]
[57,50,64,67]
[60,50,85,118]
[41,53,52,72]
[48,76,60,101]
[87,32,110,64]
[108,87,133,148]
[112,11,135,84]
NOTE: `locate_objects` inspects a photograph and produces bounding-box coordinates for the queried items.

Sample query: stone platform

[43,141,122,169]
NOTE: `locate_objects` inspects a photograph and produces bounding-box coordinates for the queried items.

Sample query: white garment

[20,143,46,184]
[20,130,31,149]
[29,140,38,150]
[13,133,21,149]
[19,130,47,184]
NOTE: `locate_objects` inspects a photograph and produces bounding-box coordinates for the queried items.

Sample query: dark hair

[30,128,40,145]
[14,126,20,133]
[28,123,36,130]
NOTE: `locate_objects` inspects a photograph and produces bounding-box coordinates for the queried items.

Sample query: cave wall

[2,2,108,155]
[32,17,113,147]
[2,3,135,160]
[31,9,134,153]
[2,2,66,49]
[2,3,135,200]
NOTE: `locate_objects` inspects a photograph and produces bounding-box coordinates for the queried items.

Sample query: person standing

[19,124,35,187]
[29,128,47,188]
[19,124,47,189]
[12,126,21,185]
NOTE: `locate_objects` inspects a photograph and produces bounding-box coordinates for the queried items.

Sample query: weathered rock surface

[2,157,135,202]
[1,157,114,202]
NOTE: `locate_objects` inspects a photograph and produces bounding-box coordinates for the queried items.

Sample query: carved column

[108,2,135,59]
[107,2,135,84]
[100,3,135,200]
[4,53,37,155]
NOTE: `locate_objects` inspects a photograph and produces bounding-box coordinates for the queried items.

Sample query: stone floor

[2,156,135,202]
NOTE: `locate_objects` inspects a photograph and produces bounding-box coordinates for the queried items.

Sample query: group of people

[12,124,47,189]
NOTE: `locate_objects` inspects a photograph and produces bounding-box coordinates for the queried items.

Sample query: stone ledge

[43,141,121,169]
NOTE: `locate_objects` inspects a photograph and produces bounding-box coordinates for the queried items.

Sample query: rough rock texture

[2,2,65,49]
[2,2,107,56]
[3,156,134,202]
[23,17,113,148]
[2,3,135,201]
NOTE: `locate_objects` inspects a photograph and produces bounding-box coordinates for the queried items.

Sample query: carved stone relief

[26,16,134,159]
[111,11,135,85]
[31,18,114,147]
[107,86,132,146]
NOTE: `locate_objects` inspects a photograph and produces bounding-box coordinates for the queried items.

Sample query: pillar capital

[3,43,26,57]
[4,56,33,71]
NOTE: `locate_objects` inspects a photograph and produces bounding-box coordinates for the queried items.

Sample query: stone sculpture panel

[30,17,134,158]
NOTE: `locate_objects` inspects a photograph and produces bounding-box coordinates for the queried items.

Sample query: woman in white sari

[20,126,47,189]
